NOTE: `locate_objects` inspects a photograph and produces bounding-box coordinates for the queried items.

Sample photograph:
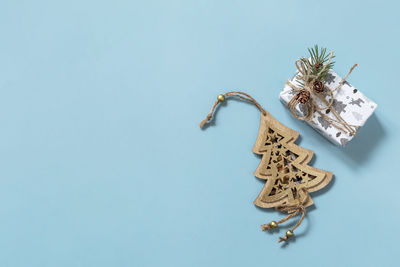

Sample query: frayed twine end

[261,224,272,231]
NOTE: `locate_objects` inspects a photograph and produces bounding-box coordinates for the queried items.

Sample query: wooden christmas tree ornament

[200,91,333,243]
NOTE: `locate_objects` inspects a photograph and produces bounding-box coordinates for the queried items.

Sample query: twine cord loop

[200,92,315,243]
[199,91,267,128]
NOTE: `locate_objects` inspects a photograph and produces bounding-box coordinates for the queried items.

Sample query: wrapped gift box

[279,69,378,146]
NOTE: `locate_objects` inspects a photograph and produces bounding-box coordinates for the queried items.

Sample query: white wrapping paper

[279,70,377,146]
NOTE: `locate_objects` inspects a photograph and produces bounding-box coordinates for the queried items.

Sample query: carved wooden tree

[253,112,332,210]
[200,91,333,243]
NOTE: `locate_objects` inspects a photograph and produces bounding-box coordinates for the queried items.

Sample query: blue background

[0,0,398,266]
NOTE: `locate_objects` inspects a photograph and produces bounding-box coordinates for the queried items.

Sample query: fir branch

[300,45,335,81]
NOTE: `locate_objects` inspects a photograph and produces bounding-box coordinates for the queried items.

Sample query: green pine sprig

[300,45,335,81]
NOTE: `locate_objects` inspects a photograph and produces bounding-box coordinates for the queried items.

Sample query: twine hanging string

[286,51,359,136]
[199,91,267,129]
[200,91,310,242]
[261,188,309,243]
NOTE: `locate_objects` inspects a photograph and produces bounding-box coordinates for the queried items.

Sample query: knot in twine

[286,51,359,136]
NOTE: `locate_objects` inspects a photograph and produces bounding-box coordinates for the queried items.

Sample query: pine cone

[314,62,322,71]
[295,89,310,104]
[313,80,324,93]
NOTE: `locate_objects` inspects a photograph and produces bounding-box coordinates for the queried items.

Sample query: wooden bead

[270,221,278,228]
[286,230,294,237]
[217,94,225,102]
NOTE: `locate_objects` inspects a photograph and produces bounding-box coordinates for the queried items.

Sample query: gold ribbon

[286,51,359,136]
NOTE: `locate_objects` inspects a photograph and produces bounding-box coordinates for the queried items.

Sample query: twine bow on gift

[286,51,359,136]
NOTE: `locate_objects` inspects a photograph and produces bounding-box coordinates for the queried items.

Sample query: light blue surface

[0,0,398,266]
